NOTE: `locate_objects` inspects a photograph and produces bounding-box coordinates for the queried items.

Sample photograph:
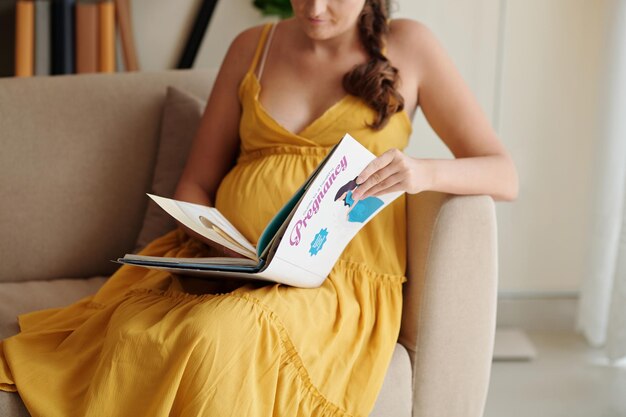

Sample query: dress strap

[257,23,277,82]
[248,23,276,79]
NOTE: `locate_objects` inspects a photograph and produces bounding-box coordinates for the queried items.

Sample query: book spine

[34,0,50,76]
[51,0,75,75]
[15,0,34,77]
[0,1,16,77]
[115,27,125,72]
[75,0,98,73]
[114,0,138,71]
[98,0,115,73]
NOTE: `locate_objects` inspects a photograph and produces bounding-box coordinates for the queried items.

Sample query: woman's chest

[258,69,349,136]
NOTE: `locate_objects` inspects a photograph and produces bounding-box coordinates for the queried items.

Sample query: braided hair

[342,0,404,129]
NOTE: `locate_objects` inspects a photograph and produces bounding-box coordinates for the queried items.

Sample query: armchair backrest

[0,70,213,283]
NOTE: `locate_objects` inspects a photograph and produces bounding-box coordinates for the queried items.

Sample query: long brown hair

[342,0,404,130]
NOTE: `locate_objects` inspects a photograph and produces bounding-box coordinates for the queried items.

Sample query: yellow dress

[0,24,412,417]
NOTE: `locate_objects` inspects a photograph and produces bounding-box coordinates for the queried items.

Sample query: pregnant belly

[214,155,320,245]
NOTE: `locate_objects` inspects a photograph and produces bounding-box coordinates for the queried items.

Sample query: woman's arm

[172,27,262,252]
[174,27,262,206]
[353,20,518,202]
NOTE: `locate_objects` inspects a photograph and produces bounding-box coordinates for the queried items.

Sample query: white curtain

[577,0,626,362]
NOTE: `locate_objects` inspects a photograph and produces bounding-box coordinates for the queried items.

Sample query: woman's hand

[351,149,432,200]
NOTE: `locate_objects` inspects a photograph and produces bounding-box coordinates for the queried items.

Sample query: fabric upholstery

[134,87,207,251]
[401,192,498,417]
[0,70,214,283]
[0,392,29,417]
[0,277,107,340]
[0,277,107,417]
[370,344,413,417]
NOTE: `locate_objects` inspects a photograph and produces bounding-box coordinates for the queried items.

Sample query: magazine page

[267,133,403,283]
[117,133,401,289]
[116,257,320,287]
[147,194,258,260]
[255,141,341,258]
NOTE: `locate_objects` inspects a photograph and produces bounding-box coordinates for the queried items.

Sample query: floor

[484,331,626,417]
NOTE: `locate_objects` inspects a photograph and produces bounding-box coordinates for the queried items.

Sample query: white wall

[395,0,502,159]
[130,0,275,71]
[397,1,611,294]
[130,0,613,294]
[132,0,199,70]
[495,1,611,293]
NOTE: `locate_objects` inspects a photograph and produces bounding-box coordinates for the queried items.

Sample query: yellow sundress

[0,24,412,417]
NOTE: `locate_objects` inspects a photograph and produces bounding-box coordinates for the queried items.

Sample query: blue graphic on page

[345,190,384,223]
[334,179,384,224]
[309,228,329,256]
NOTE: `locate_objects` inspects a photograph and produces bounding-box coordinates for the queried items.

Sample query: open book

[117,133,403,288]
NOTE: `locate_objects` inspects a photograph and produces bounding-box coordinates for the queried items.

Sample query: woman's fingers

[356,149,397,183]
[353,161,398,199]
[354,149,413,199]
[359,172,404,198]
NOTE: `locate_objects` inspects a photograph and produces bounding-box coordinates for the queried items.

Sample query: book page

[147,194,258,260]
[256,140,341,258]
[117,256,321,288]
[268,133,403,282]
[122,254,259,267]
[120,134,401,289]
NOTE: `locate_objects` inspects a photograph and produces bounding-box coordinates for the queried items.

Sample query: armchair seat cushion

[0,391,28,417]
[370,343,413,417]
[0,277,108,417]
[0,277,108,340]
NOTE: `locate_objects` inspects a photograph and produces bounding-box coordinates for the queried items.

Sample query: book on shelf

[34,0,50,76]
[98,0,115,72]
[76,0,98,73]
[15,0,34,77]
[51,0,75,74]
[114,0,138,71]
[10,0,137,77]
[0,1,16,77]
[118,133,403,289]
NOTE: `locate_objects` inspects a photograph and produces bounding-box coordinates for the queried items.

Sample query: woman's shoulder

[227,24,269,59]
[388,18,439,55]
[219,24,271,78]
[387,18,448,75]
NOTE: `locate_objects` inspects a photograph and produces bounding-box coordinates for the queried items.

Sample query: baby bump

[214,152,407,276]
[215,153,323,245]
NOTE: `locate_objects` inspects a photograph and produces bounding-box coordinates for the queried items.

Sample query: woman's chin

[301,25,331,40]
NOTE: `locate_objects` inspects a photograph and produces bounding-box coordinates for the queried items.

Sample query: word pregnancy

[289,155,348,246]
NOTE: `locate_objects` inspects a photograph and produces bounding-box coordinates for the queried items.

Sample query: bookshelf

[2,0,139,78]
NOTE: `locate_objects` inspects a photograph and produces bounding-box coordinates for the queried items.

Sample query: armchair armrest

[400,192,498,417]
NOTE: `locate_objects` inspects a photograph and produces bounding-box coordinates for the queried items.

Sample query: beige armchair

[0,70,497,417]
